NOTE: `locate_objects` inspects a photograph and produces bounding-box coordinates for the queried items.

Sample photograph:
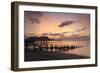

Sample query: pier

[25,40,83,53]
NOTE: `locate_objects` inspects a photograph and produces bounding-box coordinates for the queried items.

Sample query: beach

[24,49,90,61]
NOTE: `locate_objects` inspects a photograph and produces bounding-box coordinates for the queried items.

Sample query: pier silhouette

[25,39,83,53]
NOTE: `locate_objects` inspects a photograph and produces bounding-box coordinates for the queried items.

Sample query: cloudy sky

[24,11,90,39]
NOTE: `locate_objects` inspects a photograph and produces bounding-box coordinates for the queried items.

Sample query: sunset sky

[24,11,90,39]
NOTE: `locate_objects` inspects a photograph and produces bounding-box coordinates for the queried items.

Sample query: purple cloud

[42,33,62,36]
[24,11,43,24]
[58,20,75,27]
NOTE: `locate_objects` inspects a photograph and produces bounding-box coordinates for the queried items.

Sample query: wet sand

[24,50,90,61]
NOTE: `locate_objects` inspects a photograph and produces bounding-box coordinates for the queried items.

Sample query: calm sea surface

[27,40,90,57]
[47,40,90,57]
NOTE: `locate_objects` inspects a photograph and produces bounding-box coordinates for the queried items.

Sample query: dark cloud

[76,27,87,32]
[42,33,49,35]
[50,33,62,36]
[42,32,64,37]
[58,20,75,27]
[24,11,43,24]
[42,31,75,37]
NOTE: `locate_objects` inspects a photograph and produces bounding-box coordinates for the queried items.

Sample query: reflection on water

[49,41,90,57]
[27,40,90,57]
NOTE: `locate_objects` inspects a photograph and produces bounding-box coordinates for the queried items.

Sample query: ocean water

[27,40,90,57]
[47,40,90,57]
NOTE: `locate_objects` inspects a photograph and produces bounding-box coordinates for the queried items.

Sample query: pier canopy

[25,36,51,45]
